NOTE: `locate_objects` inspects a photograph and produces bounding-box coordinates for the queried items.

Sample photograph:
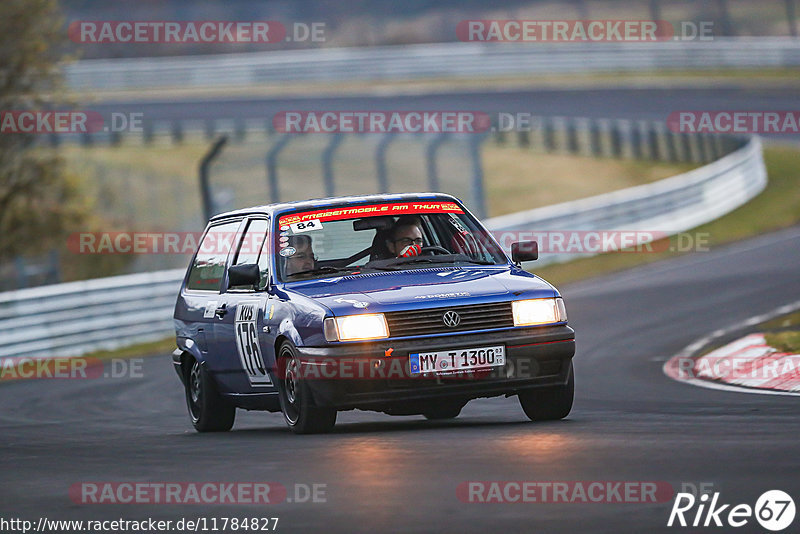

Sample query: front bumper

[293,325,575,410]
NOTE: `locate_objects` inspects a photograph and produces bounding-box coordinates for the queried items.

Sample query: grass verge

[763,311,800,353]
[76,337,176,362]
[766,332,800,353]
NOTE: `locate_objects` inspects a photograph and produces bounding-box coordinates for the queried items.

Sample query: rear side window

[186,220,242,291]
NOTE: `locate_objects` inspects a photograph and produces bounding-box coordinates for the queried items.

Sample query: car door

[212,217,276,393]
[179,218,244,380]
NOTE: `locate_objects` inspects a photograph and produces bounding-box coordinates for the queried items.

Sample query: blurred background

[62,0,799,57]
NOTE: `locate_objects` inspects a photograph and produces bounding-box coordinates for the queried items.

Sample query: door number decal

[235,301,271,386]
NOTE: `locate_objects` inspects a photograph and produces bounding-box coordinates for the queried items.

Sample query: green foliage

[0,0,86,261]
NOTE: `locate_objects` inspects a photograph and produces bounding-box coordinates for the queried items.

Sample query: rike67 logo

[668,490,795,531]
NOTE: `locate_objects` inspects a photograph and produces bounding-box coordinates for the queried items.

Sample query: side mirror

[511,241,538,264]
[228,263,260,288]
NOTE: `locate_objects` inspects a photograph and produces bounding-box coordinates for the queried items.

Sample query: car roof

[209,192,461,222]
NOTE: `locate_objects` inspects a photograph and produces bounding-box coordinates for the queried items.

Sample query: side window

[186,220,242,291]
[229,218,269,291]
[233,219,268,266]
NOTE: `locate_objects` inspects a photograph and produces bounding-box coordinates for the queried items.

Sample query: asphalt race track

[2,225,798,533]
[92,86,800,140]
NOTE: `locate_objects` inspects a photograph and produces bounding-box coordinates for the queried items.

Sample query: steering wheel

[420,246,451,255]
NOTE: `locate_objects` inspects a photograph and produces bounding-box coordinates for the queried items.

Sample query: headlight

[512,298,567,326]
[324,314,389,341]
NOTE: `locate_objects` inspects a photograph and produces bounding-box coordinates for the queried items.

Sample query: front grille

[385,301,514,338]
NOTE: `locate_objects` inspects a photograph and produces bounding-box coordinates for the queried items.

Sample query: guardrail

[0,269,183,360]
[64,37,800,91]
[0,133,767,361]
[484,136,767,265]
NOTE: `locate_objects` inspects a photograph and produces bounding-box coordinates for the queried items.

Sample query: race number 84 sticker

[235,302,271,386]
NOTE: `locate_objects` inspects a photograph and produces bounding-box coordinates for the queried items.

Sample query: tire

[423,401,466,420]
[185,358,235,432]
[518,361,574,421]
[276,341,337,434]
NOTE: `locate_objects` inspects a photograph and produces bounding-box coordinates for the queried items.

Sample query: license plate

[409,345,505,375]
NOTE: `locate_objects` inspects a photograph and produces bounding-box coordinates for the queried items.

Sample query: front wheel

[276,342,337,434]
[185,358,235,432]
[518,361,574,421]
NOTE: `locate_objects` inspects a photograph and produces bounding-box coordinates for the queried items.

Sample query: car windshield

[275,200,507,281]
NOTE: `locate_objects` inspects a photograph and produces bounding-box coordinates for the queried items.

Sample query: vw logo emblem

[442,310,461,328]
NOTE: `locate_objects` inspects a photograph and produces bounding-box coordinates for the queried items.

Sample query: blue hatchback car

[173,193,575,433]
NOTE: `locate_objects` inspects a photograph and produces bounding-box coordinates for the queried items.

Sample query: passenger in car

[284,235,316,275]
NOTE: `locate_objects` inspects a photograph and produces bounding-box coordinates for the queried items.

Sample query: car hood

[284,267,557,315]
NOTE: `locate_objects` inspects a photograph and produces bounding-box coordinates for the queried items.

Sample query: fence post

[469,133,488,220]
[566,118,580,154]
[574,117,593,157]
[654,122,675,162]
[266,134,294,203]
[198,136,228,221]
[588,118,603,157]
[143,122,154,144]
[542,116,557,152]
[616,119,635,159]
[426,133,448,191]
[322,134,345,198]
[171,121,184,144]
[376,133,396,193]
[609,120,623,158]
[529,115,545,151]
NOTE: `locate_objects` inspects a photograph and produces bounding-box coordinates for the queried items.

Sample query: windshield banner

[278,201,463,226]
